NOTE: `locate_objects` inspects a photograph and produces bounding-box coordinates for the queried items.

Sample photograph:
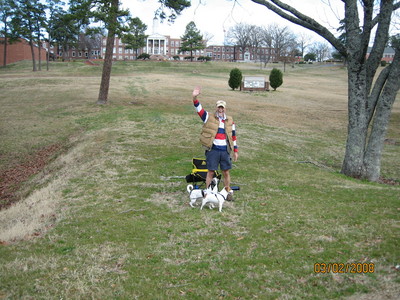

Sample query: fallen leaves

[0,143,63,210]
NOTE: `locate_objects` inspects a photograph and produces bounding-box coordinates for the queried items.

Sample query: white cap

[216,100,226,108]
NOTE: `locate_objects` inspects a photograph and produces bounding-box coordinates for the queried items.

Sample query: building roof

[367,47,395,54]
[147,33,167,40]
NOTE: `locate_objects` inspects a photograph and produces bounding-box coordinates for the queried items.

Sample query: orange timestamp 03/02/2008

[314,262,375,274]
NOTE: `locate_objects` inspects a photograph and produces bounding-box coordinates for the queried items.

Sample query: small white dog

[187,178,219,207]
[200,186,230,212]
[187,185,205,207]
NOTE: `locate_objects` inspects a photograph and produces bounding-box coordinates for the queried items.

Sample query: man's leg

[222,169,234,201]
[206,170,215,188]
[222,170,230,190]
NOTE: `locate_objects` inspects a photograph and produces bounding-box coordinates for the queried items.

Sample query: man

[192,86,238,200]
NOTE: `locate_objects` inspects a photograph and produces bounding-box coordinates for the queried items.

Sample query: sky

[120,0,344,45]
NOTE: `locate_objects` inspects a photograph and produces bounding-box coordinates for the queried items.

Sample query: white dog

[200,186,229,212]
[187,185,205,207]
[187,178,219,207]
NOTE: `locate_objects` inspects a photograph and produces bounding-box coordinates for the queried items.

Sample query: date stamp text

[314,263,375,274]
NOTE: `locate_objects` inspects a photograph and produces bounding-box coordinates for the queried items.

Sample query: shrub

[137,53,150,60]
[228,68,242,90]
[381,60,387,67]
[197,56,211,62]
[173,55,180,61]
[269,68,283,91]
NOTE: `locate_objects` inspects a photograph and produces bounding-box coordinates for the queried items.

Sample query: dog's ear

[201,190,205,197]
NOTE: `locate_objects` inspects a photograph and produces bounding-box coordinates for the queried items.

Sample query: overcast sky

[120,0,344,45]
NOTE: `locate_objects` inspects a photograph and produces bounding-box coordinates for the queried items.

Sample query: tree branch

[366,64,390,124]
[366,0,394,90]
[371,1,399,28]
[250,0,346,56]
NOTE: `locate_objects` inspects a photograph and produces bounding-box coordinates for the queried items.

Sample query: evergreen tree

[12,0,47,71]
[303,53,316,62]
[179,21,204,62]
[121,17,148,59]
[0,0,18,67]
[228,68,242,90]
[50,9,80,62]
[45,0,65,70]
[269,68,283,91]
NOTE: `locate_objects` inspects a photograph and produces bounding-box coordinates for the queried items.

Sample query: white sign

[243,76,266,88]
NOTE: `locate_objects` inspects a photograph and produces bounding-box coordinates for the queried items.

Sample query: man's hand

[192,86,201,99]
[233,152,238,162]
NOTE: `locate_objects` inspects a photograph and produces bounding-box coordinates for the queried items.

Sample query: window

[72,51,76,57]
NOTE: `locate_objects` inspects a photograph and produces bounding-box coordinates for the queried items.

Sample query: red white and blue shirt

[194,99,238,152]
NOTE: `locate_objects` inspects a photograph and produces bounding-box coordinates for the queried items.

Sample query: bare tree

[79,30,103,59]
[259,25,273,66]
[310,41,331,62]
[227,22,252,60]
[249,0,400,182]
[202,31,214,46]
[248,25,264,61]
[297,32,313,58]
[267,23,297,61]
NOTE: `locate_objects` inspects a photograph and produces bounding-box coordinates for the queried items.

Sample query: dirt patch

[0,143,64,210]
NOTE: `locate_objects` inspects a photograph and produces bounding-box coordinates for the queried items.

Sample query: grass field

[0,60,399,299]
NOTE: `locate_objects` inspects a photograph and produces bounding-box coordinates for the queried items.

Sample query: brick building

[1,35,277,64]
[366,47,395,63]
[0,38,45,65]
[205,45,277,62]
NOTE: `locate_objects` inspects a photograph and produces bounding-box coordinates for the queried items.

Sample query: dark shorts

[206,149,232,171]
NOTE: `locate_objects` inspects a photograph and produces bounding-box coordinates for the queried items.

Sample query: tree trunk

[362,53,400,181]
[341,63,369,178]
[3,36,7,67]
[29,39,37,72]
[38,41,42,71]
[342,52,400,181]
[97,30,115,104]
[97,0,118,104]
[47,34,50,71]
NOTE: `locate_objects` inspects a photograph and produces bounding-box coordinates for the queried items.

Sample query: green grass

[0,60,399,299]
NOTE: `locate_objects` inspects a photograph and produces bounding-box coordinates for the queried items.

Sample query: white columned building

[146,17,168,57]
